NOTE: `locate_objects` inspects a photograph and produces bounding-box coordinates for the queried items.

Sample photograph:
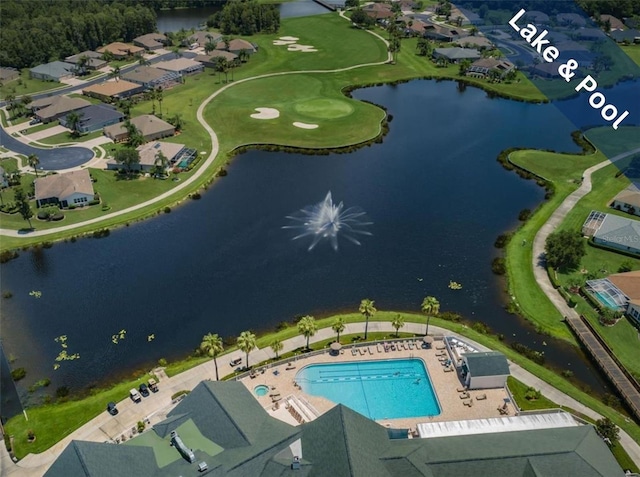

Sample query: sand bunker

[273,40,297,46]
[287,44,318,52]
[293,122,319,129]
[279,36,299,41]
[251,107,280,120]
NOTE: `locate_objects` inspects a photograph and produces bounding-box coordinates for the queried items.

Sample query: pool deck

[241,340,515,432]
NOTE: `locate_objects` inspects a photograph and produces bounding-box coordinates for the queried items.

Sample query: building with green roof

[462,351,510,389]
[44,380,625,477]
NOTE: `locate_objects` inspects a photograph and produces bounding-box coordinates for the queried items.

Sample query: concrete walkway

[2,321,638,476]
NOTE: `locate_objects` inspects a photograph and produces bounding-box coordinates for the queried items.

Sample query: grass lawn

[0,157,20,173]
[0,70,62,97]
[621,45,640,66]
[23,121,60,135]
[5,372,156,459]
[36,130,104,145]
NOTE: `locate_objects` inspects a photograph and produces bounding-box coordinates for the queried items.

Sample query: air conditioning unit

[198,461,208,472]
[291,456,301,470]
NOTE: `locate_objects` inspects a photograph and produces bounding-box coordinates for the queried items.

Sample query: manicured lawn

[37,130,105,145]
[0,70,62,97]
[621,45,640,66]
[25,121,60,135]
[507,376,561,411]
[0,157,20,173]
[5,372,156,459]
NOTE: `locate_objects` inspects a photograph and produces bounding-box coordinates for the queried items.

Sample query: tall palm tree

[154,150,169,177]
[171,46,182,58]
[297,315,318,350]
[331,317,345,343]
[270,339,283,360]
[108,66,121,80]
[27,154,40,177]
[155,87,164,117]
[359,298,377,340]
[237,330,257,369]
[392,314,405,338]
[65,111,82,138]
[421,296,440,336]
[200,333,224,380]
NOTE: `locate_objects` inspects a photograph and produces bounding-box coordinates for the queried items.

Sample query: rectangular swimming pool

[295,358,441,420]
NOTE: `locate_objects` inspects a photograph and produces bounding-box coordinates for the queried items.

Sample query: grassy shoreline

[5,311,639,461]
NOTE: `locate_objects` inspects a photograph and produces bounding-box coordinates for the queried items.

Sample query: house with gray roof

[466,58,515,78]
[29,61,75,81]
[103,114,174,143]
[194,51,238,68]
[432,47,481,63]
[34,96,91,123]
[44,380,625,477]
[155,58,204,76]
[187,31,223,48]
[121,66,181,89]
[65,51,107,71]
[610,29,640,43]
[0,67,19,82]
[35,170,94,209]
[59,104,124,133]
[461,351,510,389]
[590,212,640,254]
[134,33,169,51]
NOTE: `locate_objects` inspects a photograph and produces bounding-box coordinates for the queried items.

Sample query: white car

[129,388,142,402]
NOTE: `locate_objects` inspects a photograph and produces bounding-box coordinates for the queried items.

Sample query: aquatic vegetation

[29,290,42,298]
[448,281,463,290]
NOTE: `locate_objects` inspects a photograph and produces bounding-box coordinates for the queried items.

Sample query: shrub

[494,233,512,248]
[11,367,26,381]
[171,390,190,401]
[568,297,577,308]
[518,208,531,221]
[3,291,13,299]
[510,342,545,364]
[191,192,201,200]
[491,257,506,275]
[618,260,634,273]
[56,386,70,398]
[137,421,146,433]
[158,358,167,367]
[471,322,490,334]
[88,199,100,206]
[0,250,18,263]
[163,206,171,214]
[438,312,462,322]
[561,369,574,378]
[524,386,541,400]
[4,433,11,452]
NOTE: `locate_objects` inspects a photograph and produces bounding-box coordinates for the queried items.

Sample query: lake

[0,79,615,418]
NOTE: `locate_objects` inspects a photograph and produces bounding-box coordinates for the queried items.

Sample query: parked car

[130,388,142,402]
[230,357,242,367]
[107,402,118,415]
[139,383,150,397]
[29,118,41,125]
[148,378,159,393]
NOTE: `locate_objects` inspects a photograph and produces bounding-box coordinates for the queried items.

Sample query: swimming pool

[254,384,269,396]
[295,359,441,420]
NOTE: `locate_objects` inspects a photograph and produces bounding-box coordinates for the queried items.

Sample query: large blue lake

[1,78,620,417]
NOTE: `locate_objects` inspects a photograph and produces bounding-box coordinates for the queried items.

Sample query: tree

[200,333,224,380]
[155,87,164,117]
[388,35,401,63]
[135,53,150,66]
[332,317,345,343]
[595,417,619,444]
[238,49,250,63]
[270,339,283,360]
[297,315,318,350]
[237,330,257,369]
[392,313,405,337]
[458,59,471,76]
[359,298,377,340]
[214,56,229,83]
[416,38,431,56]
[20,94,32,109]
[421,296,440,336]
[153,150,169,177]
[545,230,585,271]
[102,50,115,63]
[108,66,121,80]
[76,55,90,75]
[167,113,183,131]
[27,154,40,177]
[350,8,369,27]
[14,187,33,229]
[345,0,359,8]
[171,46,182,58]
[125,121,145,148]
[65,111,82,138]
[113,147,140,174]
[204,41,216,54]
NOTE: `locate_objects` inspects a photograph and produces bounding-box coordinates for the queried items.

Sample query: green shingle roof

[464,351,510,377]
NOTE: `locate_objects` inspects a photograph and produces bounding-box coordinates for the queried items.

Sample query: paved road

[2,320,638,476]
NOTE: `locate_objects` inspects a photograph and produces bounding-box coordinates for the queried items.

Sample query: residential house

[555,40,594,67]
[432,47,481,63]
[154,58,204,77]
[362,2,394,21]
[121,66,181,89]
[586,271,640,326]
[575,28,607,41]
[610,29,640,43]
[34,170,94,208]
[599,14,625,31]
[0,67,19,82]
[44,380,626,477]
[65,51,107,72]
[423,23,468,42]
[466,58,515,78]
[523,10,550,24]
[216,38,257,55]
[611,184,640,217]
[556,13,587,27]
[461,351,510,389]
[34,96,91,123]
[133,33,169,51]
[103,114,174,143]
[529,62,561,78]
[582,210,640,254]
[29,61,75,81]
[454,35,493,49]
[457,7,483,25]
[59,104,124,133]
[82,80,145,102]
[186,31,222,48]
[107,141,186,172]
[403,19,427,36]
[97,42,144,60]
[625,17,640,29]
[194,51,238,68]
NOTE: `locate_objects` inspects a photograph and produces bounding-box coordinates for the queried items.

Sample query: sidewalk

[2,321,638,476]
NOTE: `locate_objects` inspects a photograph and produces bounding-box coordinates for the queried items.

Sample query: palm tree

[65,111,82,138]
[14,188,33,229]
[204,41,216,54]
[200,333,224,380]
[153,150,169,177]
[392,314,405,337]
[270,339,283,360]
[297,315,318,350]
[27,154,40,177]
[238,49,250,63]
[237,330,257,369]
[124,120,144,148]
[101,50,115,62]
[108,66,121,80]
[359,298,377,340]
[331,317,345,343]
[155,87,164,117]
[135,53,150,66]
[421,296,440,336]
[171,46,182,58]
[76,55,90,75]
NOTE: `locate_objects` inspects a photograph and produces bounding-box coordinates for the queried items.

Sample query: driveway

[0,128,93,170]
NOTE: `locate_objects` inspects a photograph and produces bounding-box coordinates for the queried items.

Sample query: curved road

[0,18,391,238]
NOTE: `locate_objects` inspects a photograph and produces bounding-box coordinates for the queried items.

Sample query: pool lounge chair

[463,399,473,407]
[368,347,374,355]
[459,392,470,399]
[408,341,414,350]
[475,393,487,401]
[456,386,467,393]
[444,366,454,373]
[352,348,358,356]
[377,343,383,353]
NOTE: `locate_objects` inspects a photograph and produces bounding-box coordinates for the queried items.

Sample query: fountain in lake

[283,192,372,251]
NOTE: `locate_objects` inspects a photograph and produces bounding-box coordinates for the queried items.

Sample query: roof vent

[291,456,301,470]
[198,462,208,472]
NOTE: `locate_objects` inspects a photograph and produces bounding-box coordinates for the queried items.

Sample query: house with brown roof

[586,271,640,326]
[216,39,257,55]
[455,35,493,49]
[194,51,238,68]
[600,14,625,31]
[107,141,187,172]
[35,170,95,209]
[65,51,107,71]
[362,3,394,20]
[103,114,175,143]
[155,58,204,77]
[97,42,144,59]
[34,96,91,123]
[186,31,222,48]
[423,23,468,42]
[82,80,145,102]
[466,58,515,78]
[121,66,181,89]
[133,33,169,51]
[0,67,19,82]
[611,184,640,217]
